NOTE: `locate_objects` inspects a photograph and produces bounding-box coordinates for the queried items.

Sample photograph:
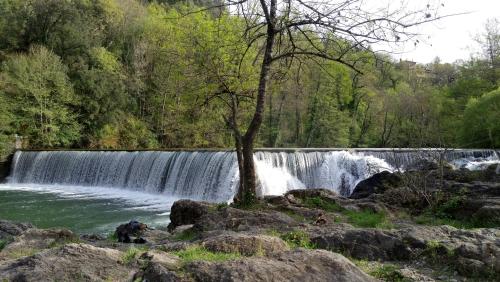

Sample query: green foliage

[173,245,241,263]
[460,88,500,147]
[280,230,316,249]
[1,45,81,147]
[302,197,343,212]
[0,0,497,151]
[343,209,393,229]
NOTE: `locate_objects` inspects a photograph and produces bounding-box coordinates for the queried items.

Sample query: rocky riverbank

[0,163,498,281]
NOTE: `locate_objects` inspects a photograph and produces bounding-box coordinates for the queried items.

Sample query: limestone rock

[140,250,181,271]
[186,249,376,282]
[0,243,136,281]
[201,233,289,256]
[167,200,212,232]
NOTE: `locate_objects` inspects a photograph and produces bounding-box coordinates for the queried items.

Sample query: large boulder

[167,200,212,232]
[311,227,413,261]
[193,206,298,232]
[310,224,500,277]
[186,249,376,282]
[350,171,402,199]
[0,243,136,281]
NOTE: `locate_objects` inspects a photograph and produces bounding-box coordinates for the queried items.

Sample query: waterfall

[8,149,499,201]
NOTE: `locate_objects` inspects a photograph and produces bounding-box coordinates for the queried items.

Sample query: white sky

[395,0,500,64]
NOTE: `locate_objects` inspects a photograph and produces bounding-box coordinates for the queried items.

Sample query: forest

[0,0,499,158]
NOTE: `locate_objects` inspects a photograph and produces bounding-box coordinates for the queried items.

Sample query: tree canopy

[0,0,498,158]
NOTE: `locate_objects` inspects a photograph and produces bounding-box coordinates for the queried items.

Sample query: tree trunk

[235,0,276,206]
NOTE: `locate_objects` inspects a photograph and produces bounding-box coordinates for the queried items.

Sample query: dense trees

[0,0,498,161]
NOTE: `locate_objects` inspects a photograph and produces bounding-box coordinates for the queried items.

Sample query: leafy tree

[1,45,80,147]
[461,89,500,148]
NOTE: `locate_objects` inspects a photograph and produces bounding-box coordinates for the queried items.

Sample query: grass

[343,209,393,229]
[280,230,316,249]
[302,196,343,212]
[173,228,198,241]
[415,210,498,229]
[296,195,394,229]
[121,246,149,265]
[172,245,241,264]
[352,260,409,282]
[5,247,40,259]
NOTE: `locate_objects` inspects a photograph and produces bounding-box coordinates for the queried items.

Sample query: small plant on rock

[121,246,148,265]
[280,230,316,249]
[369,264,408,282]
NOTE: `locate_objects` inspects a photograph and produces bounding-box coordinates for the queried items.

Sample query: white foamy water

[6,149,498,201]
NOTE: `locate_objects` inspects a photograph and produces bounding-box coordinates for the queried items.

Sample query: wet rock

[115,220,148,243]
[0,243,136,281]
[201,233,289,256]
[350,171,402,199]
[167,200,212,232]
[0,220,32,240]
[186,249,376,282]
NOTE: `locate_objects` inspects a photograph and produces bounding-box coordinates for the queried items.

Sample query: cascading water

[6,149,500,201]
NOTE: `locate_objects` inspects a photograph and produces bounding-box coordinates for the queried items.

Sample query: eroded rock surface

[0,243,135,281]
[186,249,376,282]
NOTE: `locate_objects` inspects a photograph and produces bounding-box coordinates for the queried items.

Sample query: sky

[394,0,500,64]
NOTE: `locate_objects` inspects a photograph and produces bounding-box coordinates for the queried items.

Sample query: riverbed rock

[310,224,500,276]
[201,233,289,256]
[350,171,402,199]
[167,200,212,232]
[311,226,413,261]
[139,249,181,271]
[1,228,78,259]
[139,262,183,282]
[186,248,376,282]
[0,220,32,240]
[0,243,136,281]
[193,206,298,232]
